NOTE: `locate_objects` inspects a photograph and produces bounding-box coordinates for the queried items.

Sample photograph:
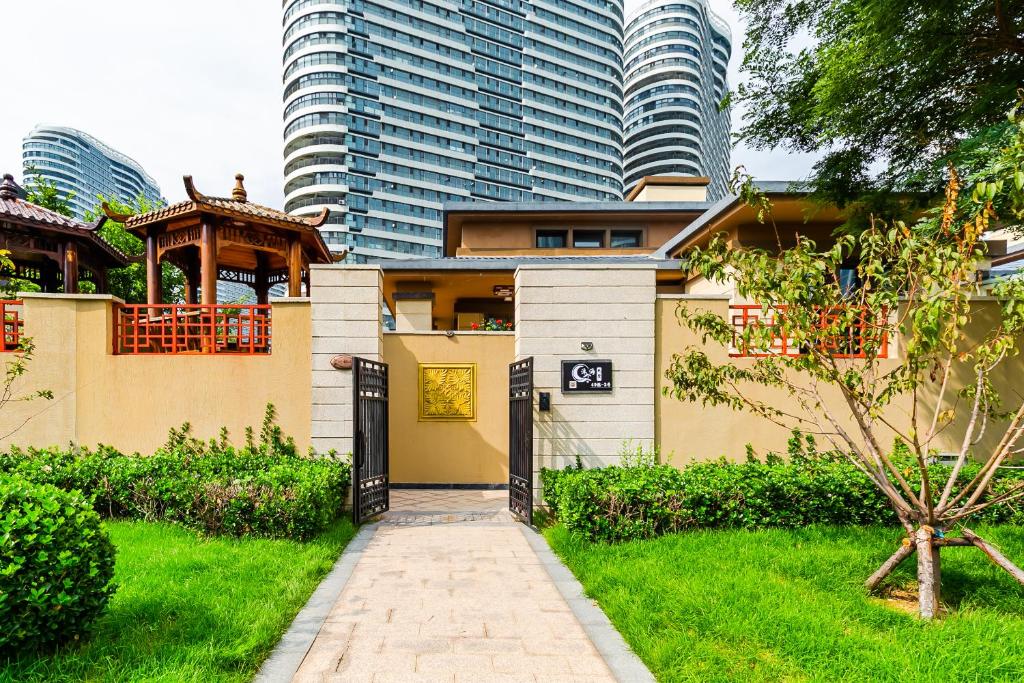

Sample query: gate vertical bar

[508,357,534,524]
[352,357,390,524]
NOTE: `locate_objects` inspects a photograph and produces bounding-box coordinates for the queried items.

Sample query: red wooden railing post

[110,304,272,355]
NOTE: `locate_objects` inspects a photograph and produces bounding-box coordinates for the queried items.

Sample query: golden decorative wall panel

[419,363,476,421]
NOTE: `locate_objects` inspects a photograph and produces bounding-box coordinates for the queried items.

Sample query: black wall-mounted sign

[561,360,613,392]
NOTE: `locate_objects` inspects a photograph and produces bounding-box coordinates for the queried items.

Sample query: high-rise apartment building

[22,125,163,220]
[282,0,625,261]
[623,0,732,200]
[281,0,729,262]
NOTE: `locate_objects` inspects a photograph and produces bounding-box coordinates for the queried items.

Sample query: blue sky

[0,0,816,208]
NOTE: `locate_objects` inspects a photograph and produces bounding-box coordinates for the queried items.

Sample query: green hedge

[0,407,351,540]
[543,437,1024,543]
[1,474,116,653]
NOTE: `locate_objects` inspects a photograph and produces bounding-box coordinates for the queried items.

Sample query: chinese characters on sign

[561,360,613,392]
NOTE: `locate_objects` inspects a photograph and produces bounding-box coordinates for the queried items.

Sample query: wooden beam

[287,238,302,297]
[146,230,161,305]
[62,241,79,294]
[200,221,218,305]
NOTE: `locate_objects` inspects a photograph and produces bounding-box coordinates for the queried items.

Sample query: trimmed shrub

[543,436,1024,542]
[0,406,351,540]
[0,474,116,653]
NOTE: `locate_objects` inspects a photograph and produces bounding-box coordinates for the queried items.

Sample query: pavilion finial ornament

[0,174,18,201]
[232,174,248,202]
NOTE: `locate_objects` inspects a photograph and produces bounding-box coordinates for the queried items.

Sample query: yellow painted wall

[656,297,1024,465]
[0,295,311,454]
[384,332,513,484]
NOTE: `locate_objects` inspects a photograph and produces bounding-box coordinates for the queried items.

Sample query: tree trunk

[914,527,941,619]
[865,542,915,591]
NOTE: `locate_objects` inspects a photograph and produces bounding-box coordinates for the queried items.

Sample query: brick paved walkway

[289,490,617,682]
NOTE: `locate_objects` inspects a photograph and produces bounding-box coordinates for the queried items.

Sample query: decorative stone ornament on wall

[418,363,476,421]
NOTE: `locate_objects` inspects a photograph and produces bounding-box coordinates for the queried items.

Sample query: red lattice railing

[730,304,889,359]
[0,300,23,352]
[114,304,272,355]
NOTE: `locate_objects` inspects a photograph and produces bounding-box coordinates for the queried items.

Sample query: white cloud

[0,0,816,211]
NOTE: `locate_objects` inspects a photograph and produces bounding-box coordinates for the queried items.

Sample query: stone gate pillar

[514,264,657,499]
[310,264,383,455]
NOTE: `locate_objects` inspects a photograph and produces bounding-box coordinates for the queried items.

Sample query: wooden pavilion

[0,173,127,294]
[103,174,336,304]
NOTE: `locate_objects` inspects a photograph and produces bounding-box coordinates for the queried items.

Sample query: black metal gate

[352,357,389,524]
[509,357,534,524]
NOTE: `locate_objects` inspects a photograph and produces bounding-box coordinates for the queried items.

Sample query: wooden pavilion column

[145,229,162,305]
[254,252,270,305]
[287,238,302,297]
[200,221,218,305]
[62,241,79,295]
[95,267,108,295]
[40,259,59,293]
[183,250,200,305]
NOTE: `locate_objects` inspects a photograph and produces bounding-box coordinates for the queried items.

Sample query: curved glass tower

[22,125,163,220]
[281,0,625,262]
[623,0,731,200]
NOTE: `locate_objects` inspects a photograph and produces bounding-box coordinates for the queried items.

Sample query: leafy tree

[22,168,75,218]
[85,196,184,304]
[666,100,1024,619]
[734,0,1024,219]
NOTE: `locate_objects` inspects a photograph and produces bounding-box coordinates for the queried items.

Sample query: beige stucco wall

[656,296,1024,465]
[384,332,513,484]
[0,294,312,454]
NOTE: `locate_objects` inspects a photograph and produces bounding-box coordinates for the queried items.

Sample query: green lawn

[1,519,356,683]
[545,524,1024,682]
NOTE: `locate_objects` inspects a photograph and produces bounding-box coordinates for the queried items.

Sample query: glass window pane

[537,230,567,248]
[573,230,604,248]
[610,230,642,248]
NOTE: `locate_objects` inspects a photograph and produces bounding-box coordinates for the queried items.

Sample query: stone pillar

[514,265,657,499]
[310,264,383,455]
[393,292,434,331]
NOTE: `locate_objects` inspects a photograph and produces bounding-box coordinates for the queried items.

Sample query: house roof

[625,175,711,201]
[378,254,682,271]
[652,181,822,258]
[0,173,128,266]
[442,200,714,257]
[993,243,1024,267]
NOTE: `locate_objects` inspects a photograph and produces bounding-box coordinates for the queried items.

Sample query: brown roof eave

[0,215,128,267]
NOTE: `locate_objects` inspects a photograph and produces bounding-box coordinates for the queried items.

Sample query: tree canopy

[23,171,75,218]
[734,0,1024,210]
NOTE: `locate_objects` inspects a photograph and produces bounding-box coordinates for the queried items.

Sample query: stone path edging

[254,523,379,683]
[518,525,656,683]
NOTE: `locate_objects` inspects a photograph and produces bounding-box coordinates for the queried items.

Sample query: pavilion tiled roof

[0,173,128,265]
[103,174,335,264]
[107,174,330,234]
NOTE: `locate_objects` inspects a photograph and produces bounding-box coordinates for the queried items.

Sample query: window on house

[610,230,643,248]
[573,230,605,248]
[536,229,568,248]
